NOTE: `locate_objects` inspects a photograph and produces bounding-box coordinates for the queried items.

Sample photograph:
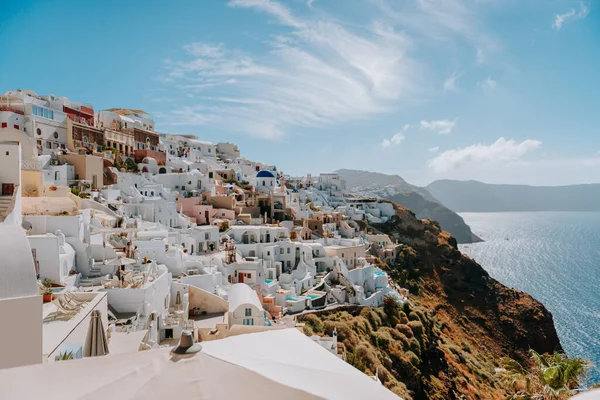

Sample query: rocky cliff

[336,169,481,243]
[300,203,561,399]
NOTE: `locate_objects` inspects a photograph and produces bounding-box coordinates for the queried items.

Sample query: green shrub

[395,323,413,339]
[408,320,424,338]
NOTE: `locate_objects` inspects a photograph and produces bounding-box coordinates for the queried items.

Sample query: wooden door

[2,183,14,196]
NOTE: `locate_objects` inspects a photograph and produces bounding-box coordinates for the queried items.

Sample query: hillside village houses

[0,88,408,395]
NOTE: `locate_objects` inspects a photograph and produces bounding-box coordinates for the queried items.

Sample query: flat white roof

[0,329,401,399]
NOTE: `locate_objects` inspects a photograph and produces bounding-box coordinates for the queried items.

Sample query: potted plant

[40,279,53,303]
[49,186,57,191]
[55,351,74,361]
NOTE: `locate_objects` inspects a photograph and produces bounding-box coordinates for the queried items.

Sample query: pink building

[177,197,235,225]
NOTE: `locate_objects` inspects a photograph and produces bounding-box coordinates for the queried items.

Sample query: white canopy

[0,329,400,400]
[572,390,600,399]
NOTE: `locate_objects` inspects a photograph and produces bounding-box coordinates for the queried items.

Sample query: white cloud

[420,119,457,134]
[427,137,542,172]
[159,0,420,139]
[377,0,501,64]
[553,3,589,31]
[381,133,405,148]
[182,43,224,58]
[443,72,462,92]
[428,146,439,153]
[476,47,485,64]
[229,0,303,28]
[478,76,497,90]
[381,124,409,148]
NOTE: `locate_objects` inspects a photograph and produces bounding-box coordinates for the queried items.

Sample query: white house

[0,143,42,369]
[152,169,213,198]
[216,142,240,160]
[254,170,277,194]
[188,225,220,254]
[96,109,154,132]
[28,232,76,285]
[226,283,265,327]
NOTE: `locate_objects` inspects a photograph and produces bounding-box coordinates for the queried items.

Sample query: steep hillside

[300,203,561,400]
[380,192,481,244]
[336,169,438,202]
[427,180,600,212]
[336,169,480,243]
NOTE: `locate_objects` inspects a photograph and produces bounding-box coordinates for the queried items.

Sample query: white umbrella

[83,310,109,357]
[104,257,137,287]
[104,257,136,266]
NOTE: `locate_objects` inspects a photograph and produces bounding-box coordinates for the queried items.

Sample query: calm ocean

[459,212,600,383]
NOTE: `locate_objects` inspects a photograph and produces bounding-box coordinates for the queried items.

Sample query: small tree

[125,158,137,172]
[382,295,401,318]
[219,221,230,232]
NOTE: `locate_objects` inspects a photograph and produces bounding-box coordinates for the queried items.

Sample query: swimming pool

[265,279,273,283]
[307,294,320,300]
[287,297,304,302]
[374,270,386,277]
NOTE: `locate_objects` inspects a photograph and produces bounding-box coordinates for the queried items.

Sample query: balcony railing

[0,106,24,115]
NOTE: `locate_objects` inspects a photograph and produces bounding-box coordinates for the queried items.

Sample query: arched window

[54,171,60,181]
[53,131,58,139]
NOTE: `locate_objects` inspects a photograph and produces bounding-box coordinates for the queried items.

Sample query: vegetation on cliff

[499,350,589,399]
[300,202,566,399]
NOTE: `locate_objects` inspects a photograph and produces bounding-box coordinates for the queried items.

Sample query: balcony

[0,106,24,115]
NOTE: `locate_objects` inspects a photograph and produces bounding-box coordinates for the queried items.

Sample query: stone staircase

[0,195,15,223]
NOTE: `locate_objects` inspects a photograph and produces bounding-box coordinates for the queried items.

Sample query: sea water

[459,212,600,382]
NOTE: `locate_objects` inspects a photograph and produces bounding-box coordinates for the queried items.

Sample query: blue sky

[1,0,599,186]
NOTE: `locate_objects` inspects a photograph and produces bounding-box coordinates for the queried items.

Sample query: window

[43,109,49,118]
[242,318,254,326]
[60,144,65,149]
[46,142,52,149]
[205,233,210,240]
[37,128,41,135]
[280,248,284,254]
[341,253,345,258]
[5,151,9,156]
[245,308,252,317]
